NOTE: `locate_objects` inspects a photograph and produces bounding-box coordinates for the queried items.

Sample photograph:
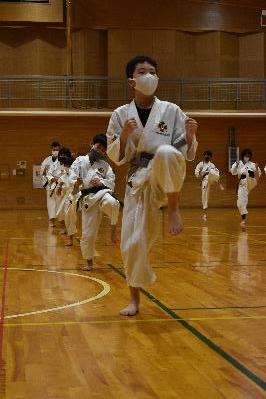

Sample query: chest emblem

[155,121,169,136]
[158,121,168,132]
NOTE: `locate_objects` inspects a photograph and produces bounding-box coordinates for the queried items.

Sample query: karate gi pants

[237,177,257,216]
[80,193,120,260]
[201,169,220,210]
[46,190,58,220]
[121,144,186,288]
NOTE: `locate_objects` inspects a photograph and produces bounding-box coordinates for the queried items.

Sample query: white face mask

[52,150,59,157]
[133,73,159,96]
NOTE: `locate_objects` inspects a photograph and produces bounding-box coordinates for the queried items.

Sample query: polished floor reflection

[0,208,265,398]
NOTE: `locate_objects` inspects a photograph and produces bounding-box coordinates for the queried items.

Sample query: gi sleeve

[172,107,198,161]
[230,162,239,175]
[195,162,203,178]
[107,111,128,166]
[100,165,115,191]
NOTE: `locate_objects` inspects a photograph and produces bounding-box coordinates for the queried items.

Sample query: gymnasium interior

[0,1,265,398]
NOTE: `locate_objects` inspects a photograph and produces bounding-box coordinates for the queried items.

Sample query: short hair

[51,141,61,148]
[126,55,158,78]
[241,148,252,159]
[93,134,107,150]
[62,156,74,167]
[58,147,72,159]
[203,150,213,157]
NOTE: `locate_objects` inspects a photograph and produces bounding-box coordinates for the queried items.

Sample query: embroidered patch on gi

[155,121,170,136]
[158,121,168,132]
[98,168,105,175]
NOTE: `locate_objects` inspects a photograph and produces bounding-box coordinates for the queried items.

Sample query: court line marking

[3,314,266,329]
[171,305,266,311]
[108,264,266,391]
[3,268,110,319]
[0,240,9,372]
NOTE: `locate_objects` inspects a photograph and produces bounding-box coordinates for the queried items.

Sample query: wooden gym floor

[0,208,265,398]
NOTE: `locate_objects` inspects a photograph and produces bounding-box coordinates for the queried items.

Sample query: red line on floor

[0,240,9,371]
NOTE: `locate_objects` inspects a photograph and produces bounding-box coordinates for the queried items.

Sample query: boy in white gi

[56,156,77,246]
[107,56,198,316]
[231,148,261,228]
[46,147,72,233]
[41,141,61,227]
[76,134,120,271]
[195,150,221,220]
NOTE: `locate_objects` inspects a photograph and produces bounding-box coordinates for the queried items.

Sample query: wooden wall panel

[239,33,265,77]
[0,27,66,75]
[72,29,107,76]
[0,0,63,23]
[73,0,264,33]
[220,32,239,77]
[0,114,265,210]
[108,29,176,78]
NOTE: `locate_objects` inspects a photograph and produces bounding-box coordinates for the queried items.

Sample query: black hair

[241,148,252,159]
[58,147,72,164]
[51,141,61,148]
[92,134,107,150]
[126,55,158,79]
[58,147,72,158]
[203,150,213,158]
[62,156,74,167]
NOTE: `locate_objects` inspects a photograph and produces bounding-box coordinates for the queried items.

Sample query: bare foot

[111,225,118,244]
[65,236,73,246]
[202,214,207,221]
[82,259,93,271]
[240,220,246,229]
[120,302,139,316]
[168,208,183,235]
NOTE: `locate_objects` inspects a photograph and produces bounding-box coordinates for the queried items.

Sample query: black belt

[240,171,255,180]
[77,186,107,209]
[128,152,154,188]
[130,152,154,169]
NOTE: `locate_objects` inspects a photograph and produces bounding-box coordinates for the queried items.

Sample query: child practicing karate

[194,150,222,220]
[41,141,61,227]
[75,134,120,271]
[107,55,198,316]
[56,156,78,246]
[46,147,72,233]
[230,148,261,228]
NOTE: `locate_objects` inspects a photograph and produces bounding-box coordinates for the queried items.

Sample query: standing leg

[46,190,57,226]
[120,144,186,316]
[237,183,248,227]
[64,198,78,246]
[202,179,209,221]
[80,205,102,270]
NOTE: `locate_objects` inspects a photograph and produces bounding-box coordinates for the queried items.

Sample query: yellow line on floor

[3,314,266,328]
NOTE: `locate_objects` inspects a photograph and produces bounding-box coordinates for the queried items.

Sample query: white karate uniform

[56,169,78,236]
[71,154,91,180]
[79,159,120,260]
[231,161,261,215]
[195,161,220,210]
[41,156,61,220]
[46,161,65,221]
[107,97,198,288]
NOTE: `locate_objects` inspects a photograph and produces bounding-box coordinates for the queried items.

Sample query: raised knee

[156,144,177,157]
